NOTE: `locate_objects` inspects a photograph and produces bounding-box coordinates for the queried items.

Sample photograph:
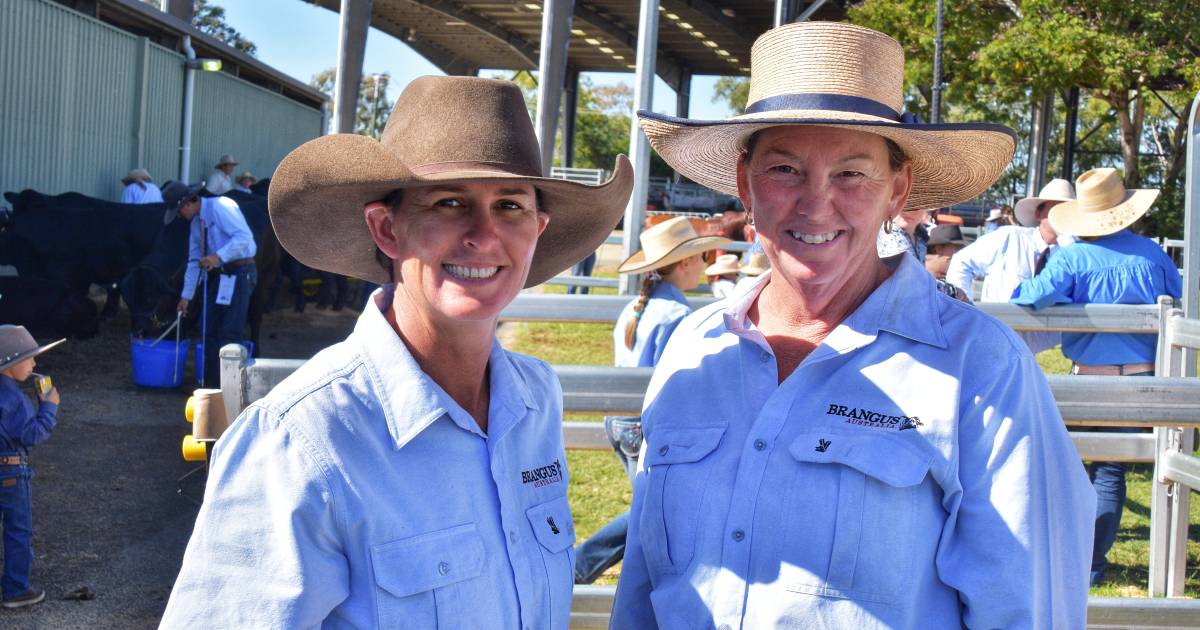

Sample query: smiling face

[736,125,911,296]
[367,181,549,329]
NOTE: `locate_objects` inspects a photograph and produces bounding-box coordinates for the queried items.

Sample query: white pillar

[535,0,575,175]
[333,0,372,134]
[1182,90,1200,375]
[619,0,660,295]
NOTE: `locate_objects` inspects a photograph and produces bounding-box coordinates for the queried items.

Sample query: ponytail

[623,274,658,350]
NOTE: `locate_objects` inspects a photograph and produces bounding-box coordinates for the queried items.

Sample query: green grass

[507,324,1200,594]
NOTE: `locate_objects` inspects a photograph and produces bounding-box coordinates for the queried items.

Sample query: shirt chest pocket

[782,431,932,605]
[638,424,726,575]
[525,495,576,628]
[371,523,486,629]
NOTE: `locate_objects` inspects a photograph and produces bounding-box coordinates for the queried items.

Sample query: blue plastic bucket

[195,340,254,385]
[130,336,190,388]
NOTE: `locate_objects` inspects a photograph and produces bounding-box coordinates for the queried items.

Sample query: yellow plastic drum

[181,434,208,462]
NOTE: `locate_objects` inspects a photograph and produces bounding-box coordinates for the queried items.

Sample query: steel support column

[561,68,580,168]
[673,69,691,184]
[1061,87,1080,180]
[333,0,372,134]
[1025,93,1054,196]
[774,0,795,26]
[1182,90,1200,375]
[620,0,660,295]
[535,0,574,174]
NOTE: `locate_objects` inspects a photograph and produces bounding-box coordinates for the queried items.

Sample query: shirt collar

[653,280,689,305]
[721,254,946,349]
[350,287,536,450]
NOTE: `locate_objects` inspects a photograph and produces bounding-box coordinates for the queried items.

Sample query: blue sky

[219,0,736,119]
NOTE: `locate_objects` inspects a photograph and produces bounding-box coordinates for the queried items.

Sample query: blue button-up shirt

[1012,229,1182,365]
[612,255,1095,630]
[0,375,56,479]
[120,181,164,205]
[613,281,692,368]
[181,195,257,301]
[161,289,576,629]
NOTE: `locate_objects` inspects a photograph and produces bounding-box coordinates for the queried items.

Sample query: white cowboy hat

[740,251,770,276]
[121,168,153,185]
[0,325,64,372]
[215,154,238,167]
[704,253,742,276]
[1048,168,1158,238]
[636,22,1016,211]
[618,216,730,274]
[1014,178,1076,227]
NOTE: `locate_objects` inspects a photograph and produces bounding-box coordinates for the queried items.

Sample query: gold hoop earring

[884,218,893,234]
[745,212,755,226]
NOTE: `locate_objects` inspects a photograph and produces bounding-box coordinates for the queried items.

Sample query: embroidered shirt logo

[815,438,831,453]
[826,403,922,432]
[521,459,563,488]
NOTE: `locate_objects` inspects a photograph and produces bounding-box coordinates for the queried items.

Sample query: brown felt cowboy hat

[269,76,633,287]
[1048,168,1159,237]
[636,22,1017,211]
[0,325,64,372]
[618,216,731,274]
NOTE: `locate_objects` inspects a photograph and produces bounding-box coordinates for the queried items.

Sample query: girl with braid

[573,217,729,584]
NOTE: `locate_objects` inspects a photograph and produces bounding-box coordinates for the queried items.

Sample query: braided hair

[623,261,681,350]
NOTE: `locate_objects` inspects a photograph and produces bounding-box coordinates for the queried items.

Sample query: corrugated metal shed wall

[1,0,321,203]
[189,71,323,186]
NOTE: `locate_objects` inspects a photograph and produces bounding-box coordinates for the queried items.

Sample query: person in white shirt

[205,154,237,195]
[118,168,163,204]
[946,178,1076,352]
[705,254,742,299]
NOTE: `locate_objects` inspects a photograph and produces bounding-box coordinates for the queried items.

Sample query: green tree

[711,76,750,114]
[140,0,257,55]
[310,69,393,137]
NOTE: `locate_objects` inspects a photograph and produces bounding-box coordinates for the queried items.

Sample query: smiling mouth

[443,264,502,280]
[786,230,842,245]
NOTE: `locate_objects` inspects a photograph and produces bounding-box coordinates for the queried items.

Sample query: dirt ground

[1,303,359,629]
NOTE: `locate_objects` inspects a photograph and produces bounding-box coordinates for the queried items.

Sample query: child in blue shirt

[0,325,63,609]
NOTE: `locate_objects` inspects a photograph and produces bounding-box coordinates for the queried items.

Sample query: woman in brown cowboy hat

[162,76,632,629]
[613,22,1094,629]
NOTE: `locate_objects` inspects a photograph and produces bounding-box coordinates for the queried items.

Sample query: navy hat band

[744,92,901,121]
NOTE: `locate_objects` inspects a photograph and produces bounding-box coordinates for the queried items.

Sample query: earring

[884,218,893,234]
[745,212,755,226]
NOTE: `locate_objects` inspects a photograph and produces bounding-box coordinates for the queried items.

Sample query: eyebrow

[757,147,877,164]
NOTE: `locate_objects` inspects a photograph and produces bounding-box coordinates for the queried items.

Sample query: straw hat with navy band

[636,22,1017,211]
[0,325,64,372]
[269,76,634,288]
[618,216,731,274]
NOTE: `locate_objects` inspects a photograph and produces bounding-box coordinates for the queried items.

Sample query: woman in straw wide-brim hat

[611,22,1096,629]
[704,253,743,298]
[161,76,633,629]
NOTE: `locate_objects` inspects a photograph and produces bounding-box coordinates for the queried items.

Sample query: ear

[735,153,753,214]
[535,209,550,237]
[364,201,400,260]
[887,162,913,222]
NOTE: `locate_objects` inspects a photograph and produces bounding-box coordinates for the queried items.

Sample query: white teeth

[444,264,500,279]
[787,230,840,244]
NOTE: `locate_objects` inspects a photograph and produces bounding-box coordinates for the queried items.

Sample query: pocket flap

[788,432,931,488]
[371,523,485,598]
[525,495,576,553]
[644,425,727,467]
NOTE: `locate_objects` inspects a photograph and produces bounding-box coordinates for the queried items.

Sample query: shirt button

[437,561,450,576]
[508,531,518,543]
[731,529,745,542]
[658,445,669,456]
[754,439,766,451]
[759,351,770,363]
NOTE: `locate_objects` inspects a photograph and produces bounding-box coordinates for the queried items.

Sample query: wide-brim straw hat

[215,154,238,167]
[636,22,1016,211]
[0,325,64,372]
[1014,178,1076,227]
[618,216,731,274]
[1049,168,1158,237]
[705,253,742,276]
[122,168,152,185]
[740,251,770,276]
[270,76,633,287]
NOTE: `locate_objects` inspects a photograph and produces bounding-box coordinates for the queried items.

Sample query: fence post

[1147,298,1174,595]
[218,343,249,430]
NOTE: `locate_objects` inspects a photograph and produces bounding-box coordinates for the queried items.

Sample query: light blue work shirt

[161,289,576,629]
[120,181,163,205]
[180,195,257,300]
[612,254,1095,630]
[1012,229,1182,365]
[613,281,692,368]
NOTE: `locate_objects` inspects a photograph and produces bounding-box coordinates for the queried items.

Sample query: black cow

[120,191,280,355]
[0,276,100,340]
[1,190,167,321]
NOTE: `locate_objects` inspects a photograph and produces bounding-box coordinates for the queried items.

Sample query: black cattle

[1,190,167,322]
[120,191,281,355]
[0,276,99,340]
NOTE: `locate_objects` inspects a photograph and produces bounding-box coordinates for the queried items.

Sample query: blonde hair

[622,261,681,350]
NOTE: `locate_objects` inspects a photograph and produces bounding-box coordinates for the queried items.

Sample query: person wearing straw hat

[119,168,163,205]
[572,218,729,586]
[612,22,1095,629]
[947,178,1076,352]
[0,325,63,609]
[205,154,238,195]
[233,171,256,193]
[1013,167,1182,586]
[705,254,743,298]
[161,76,632,629]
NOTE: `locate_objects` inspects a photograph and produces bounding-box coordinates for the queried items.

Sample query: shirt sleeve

[17,400,56,447]
[609,440,658,629]
[180,218,203,300]
[160,406,350,628]
[212,198,257,264]
[935,353,1095,629]
[945,234,997,297]
[1010,253,1074,310]
[648,312,687,367]
[120,185,136,205]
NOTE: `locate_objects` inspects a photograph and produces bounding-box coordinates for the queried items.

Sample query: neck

[386,288,495,431]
